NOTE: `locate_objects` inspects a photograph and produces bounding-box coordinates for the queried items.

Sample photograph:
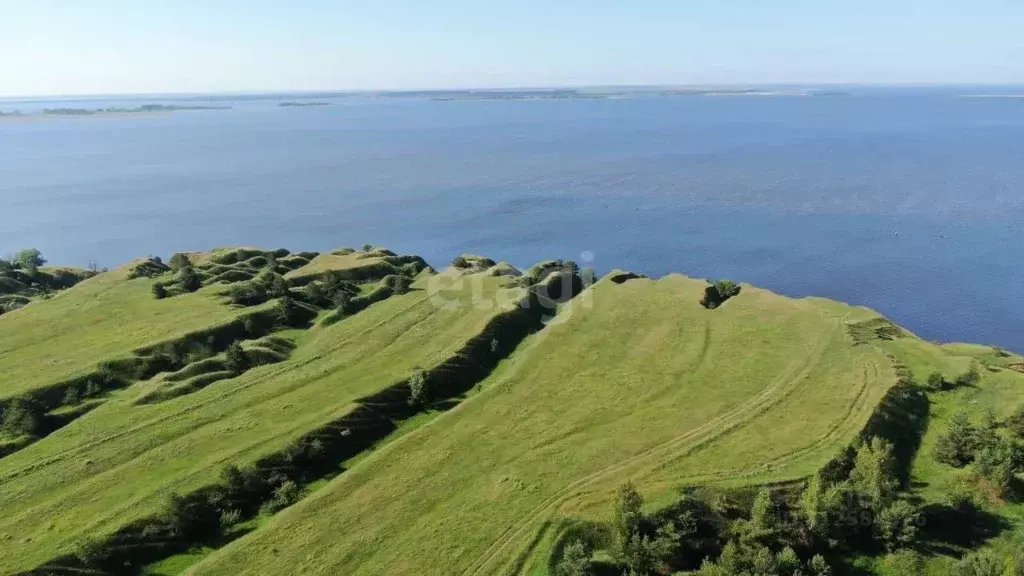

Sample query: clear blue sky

[2,0,1022,96]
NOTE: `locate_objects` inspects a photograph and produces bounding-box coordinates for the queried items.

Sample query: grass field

[0,263,246,401]
[189,274,897,576]
[0,257,521,573]
[5,248,1023,576]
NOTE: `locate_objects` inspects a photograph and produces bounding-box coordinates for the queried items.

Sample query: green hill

[1,247,1023,576]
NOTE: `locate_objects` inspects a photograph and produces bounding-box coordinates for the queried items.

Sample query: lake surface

[2,87,1023,351]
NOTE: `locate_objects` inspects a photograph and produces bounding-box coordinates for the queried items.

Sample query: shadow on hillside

[915,503,1012,556]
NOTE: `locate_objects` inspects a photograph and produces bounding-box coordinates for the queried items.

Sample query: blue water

[2,87,1023,351]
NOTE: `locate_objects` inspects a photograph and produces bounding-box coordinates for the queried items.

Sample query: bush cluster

[701,280,741,310]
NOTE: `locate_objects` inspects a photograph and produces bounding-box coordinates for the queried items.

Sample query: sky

[1,0,1022,96]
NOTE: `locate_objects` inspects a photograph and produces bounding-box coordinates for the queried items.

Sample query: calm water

[2,88,1023,351]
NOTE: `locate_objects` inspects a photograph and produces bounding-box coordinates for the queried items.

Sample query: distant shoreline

[0,104,230,120]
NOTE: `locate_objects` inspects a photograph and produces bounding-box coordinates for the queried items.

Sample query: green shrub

[1007,405,1024,439]
[229,282,269,306]
[408,368,430,407]
[555,540,592,576]
[224,343,251,375]
[1,397,45,437]
[875,500,920,551]
[951,550,1005,576]
[383,274,413,295]
[701,279,742,309]
[165,492,221,541]
[14,248,45,275]
[362,244,374,251]
[152,283,167,299]
[926,371,946,390]
[168,252,191,271]
[179,266,202,292]
[934,411,979,468]
[955,366,982,388]
[452,256,470,269]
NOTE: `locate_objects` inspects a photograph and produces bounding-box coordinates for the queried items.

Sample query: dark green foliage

[556,540,592,576]
[152,283,167,299]
[168,252,191,271]
[362,243,374,251]
[934,411,980,468]
[14,248,45,274]
[228,281,269,306]
[128,258,171,280]
[1,397,45,437]
[975,436,1023,498]
[261,480,301,514]
[1007,405,1024,439]
[696,542,829,576]
[700,279,741,309]
[0,258,11,273]
[612,482,645,559]
[224,343,251,375]
[955,366,982,388]
[408,368,430,407]
[952,550,1007,576]
[452,255,471,268]
[383,274,413,295]
[178,266,202,292]
[927,371,946,390]
[875,500,920,551]
[165,493,221,541]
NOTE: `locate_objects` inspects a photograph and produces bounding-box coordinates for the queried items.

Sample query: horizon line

[3,81,1024,100]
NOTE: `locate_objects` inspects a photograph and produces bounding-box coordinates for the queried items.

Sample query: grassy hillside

[4,247,1024,576]
[0,265,245,401]
[0,265,525,574]
[189,274,896,576]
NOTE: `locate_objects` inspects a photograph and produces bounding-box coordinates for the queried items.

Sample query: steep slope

[0,255,519,574]
[190,273,896,576]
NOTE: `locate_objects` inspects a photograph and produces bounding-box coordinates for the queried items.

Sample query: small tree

[14,248,45,274]
[850,437,899,510]
[408,368,430,407]
[179,266,202,292]
[362,244,374,251]
[1,397,44,437]
[926,371,945,390]
[612,482,644,558]
[168,252,191,271]
[934,411,979,468]
[1007,405,1024,439]
[165,493,221,541]
[225,343,250,374]
[383,274,413,295]
[556,540,592,576]
[875,500,920,551]
[152,283,168,300]
[452,256,470,269]
[955,366,982,388]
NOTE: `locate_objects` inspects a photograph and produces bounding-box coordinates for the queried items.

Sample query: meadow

[2,247,1023,576]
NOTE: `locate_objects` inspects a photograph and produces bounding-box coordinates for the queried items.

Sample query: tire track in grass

[505,339,896,575]
[463,318,842,576]
[0,292,435,482]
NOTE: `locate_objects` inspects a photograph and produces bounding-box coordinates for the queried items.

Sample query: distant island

[278,101,330,107]
[407,87,851,102]
[0,104,230,119]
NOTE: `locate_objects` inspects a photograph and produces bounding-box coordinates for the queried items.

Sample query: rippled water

[2,87,1023,350]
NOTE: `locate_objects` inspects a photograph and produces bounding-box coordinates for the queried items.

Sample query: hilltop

[1,246,1023,576]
